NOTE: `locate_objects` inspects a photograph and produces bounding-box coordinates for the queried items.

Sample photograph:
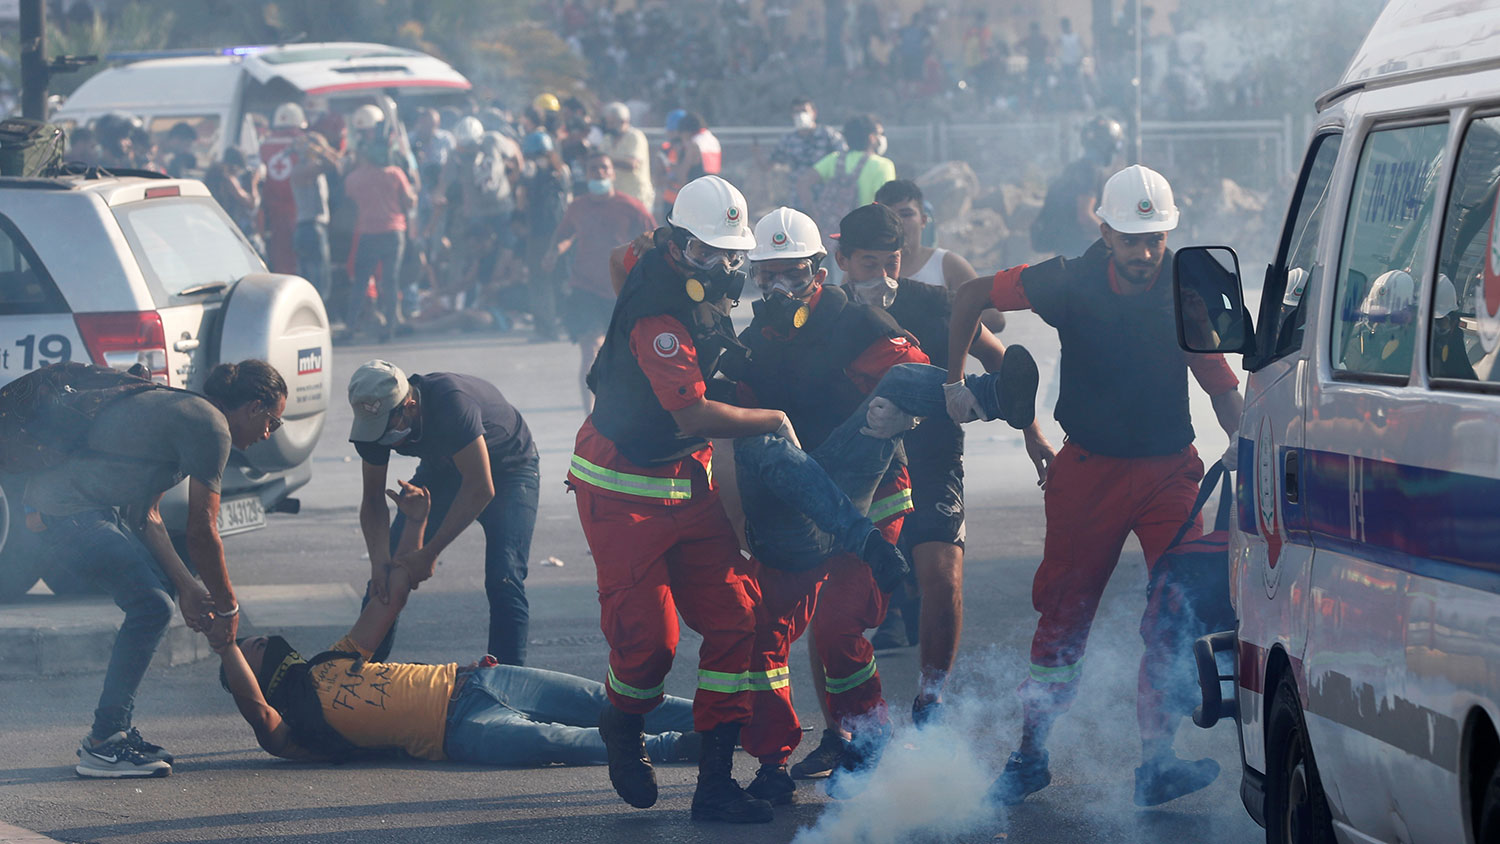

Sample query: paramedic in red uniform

[945,165,1244,809]
[732,206,1039,804]
[568,175,788,824]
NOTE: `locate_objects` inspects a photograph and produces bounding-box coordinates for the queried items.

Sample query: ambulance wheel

[0,479,44,602]
[1266,672,1336,844]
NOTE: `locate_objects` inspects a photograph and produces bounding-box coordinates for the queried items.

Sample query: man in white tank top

[875,179,977,292]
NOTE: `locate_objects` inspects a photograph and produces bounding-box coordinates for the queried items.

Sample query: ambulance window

[0,214,64,315]
[1430,114,1500,385]
[1266,132,1342,361]
[1332,122,1448,380]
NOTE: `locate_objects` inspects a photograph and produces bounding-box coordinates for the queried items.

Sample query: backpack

[0,362,164,474]
[1142,460,1236,722]
[810,151,871,243]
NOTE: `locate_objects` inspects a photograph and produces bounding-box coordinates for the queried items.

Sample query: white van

[52,42,472,167]
[1173,2,1500,842]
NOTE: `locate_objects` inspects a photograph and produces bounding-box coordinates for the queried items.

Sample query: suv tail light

[74,311,170,384]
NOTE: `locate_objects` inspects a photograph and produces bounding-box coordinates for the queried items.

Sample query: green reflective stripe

[824,659,878,695]
[869,488,915,523]
[698,668,754,694]
[748,666,791,691]
[1028,661,1083,684]
[569,454,693,500]
[608,667,664,700]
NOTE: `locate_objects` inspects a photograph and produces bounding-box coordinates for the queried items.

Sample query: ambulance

[1172,2,1500,842]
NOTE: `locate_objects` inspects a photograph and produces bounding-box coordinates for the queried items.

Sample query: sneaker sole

[75,761,170,779]
[747,788,796,806]
[996,345,1039,430]
[690,804,775,823]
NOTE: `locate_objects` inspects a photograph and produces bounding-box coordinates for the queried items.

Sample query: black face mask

[683,263,748,307]
[752,291,812,332]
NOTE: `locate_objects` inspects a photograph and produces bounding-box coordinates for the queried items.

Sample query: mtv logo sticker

[297,347,324,375]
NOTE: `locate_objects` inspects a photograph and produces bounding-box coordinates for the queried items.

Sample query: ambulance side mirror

[1174,246,1254,355]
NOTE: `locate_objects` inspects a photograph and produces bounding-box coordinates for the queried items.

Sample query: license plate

[217,495,266,536]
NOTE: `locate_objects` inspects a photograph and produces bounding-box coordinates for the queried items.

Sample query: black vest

[1027,241,1193,457]
[739,285,905,452]
[587,246,739,466]
[885,279,964,463]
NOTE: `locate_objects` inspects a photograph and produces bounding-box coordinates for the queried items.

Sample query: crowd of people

[547,0,1247,126]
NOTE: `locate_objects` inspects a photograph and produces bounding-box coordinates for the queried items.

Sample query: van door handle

[1284,450,1300,504]
[173,338,200,352]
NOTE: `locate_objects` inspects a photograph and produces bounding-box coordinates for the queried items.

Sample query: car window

[0,213,66,315]
[112,196,263,308]
[1431,114,1500,384]
[1332,122,1448,379]
[1263,132,1343,363]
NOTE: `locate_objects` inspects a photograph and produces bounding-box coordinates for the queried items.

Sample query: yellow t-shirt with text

[309,636,456,761]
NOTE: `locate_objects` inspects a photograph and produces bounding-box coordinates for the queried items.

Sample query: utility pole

[20,0,46,120]
[18,0,95,122]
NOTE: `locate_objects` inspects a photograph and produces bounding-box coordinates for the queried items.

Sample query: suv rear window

[0,213,65,315]
[112,196,263,309]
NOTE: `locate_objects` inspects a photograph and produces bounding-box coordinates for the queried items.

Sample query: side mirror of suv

[1174,246,1255,355]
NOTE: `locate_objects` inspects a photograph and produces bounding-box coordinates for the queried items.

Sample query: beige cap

[348,360,410,442]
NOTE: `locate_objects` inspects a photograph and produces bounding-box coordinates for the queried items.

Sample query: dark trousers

[374,454,539,665]
[349,230,406,327]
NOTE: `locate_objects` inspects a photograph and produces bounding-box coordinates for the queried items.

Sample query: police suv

[1173,2,1500,842]
[0,172,330,600]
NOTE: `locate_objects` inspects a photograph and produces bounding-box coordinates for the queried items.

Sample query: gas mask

[681,249,748,310]
[846,274,898,309]
[753,290,813,332]
[793,111,816,131]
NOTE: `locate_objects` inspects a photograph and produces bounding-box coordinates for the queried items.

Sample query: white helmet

[1097,164,1179,234]
[272,102,306,130]
[454,116,485,147]
[749,207,824,262]
[1361,269,1417,321]
[668,175,755,251]
[351,104,384,131]
[1434,273,1460,318]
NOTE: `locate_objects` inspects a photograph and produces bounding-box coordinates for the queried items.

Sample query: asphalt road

[0,313,1262,844]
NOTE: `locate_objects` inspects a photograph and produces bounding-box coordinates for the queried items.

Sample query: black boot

[747,762,797,805]
[598,704,657,808]
[691,723,774,823]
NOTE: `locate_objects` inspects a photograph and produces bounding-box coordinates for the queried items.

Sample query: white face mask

[874,134,888,156]
[793,111,816,130]
[847,275,898,309]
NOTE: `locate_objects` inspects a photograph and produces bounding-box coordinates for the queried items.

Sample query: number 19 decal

[11,334,72,370]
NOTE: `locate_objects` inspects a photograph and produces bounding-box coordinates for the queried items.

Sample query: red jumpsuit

[258,128,302,275]
[739,323,927,766]
[569,315,762,732]
[988,258,1240,742]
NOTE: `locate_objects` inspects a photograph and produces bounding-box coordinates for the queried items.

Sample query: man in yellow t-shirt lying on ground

[212,481,697,767]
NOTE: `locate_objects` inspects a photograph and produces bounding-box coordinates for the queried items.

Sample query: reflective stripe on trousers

[869,488,914,523]
[824,658,878,695]
[569,453,694,500]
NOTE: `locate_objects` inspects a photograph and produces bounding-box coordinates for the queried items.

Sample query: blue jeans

[444,664,694,766]
[293,220,331,301]
[733,363,993,570]
[377,454,540,665]
[41,509,176,740]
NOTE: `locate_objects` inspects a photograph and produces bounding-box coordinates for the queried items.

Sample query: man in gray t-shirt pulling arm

[25,360,288,779]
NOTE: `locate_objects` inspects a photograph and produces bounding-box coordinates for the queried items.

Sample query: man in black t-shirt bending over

[348,360,540,665]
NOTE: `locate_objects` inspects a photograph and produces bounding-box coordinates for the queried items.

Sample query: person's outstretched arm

[214,640,321,761]
[349,482,427,652]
